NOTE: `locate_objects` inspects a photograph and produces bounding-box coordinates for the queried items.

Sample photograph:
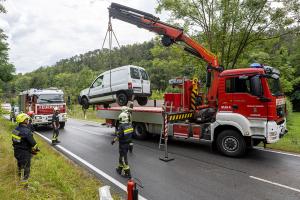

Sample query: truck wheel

[133,123,147,140]
[82,97,89,109]
[137,97,148,106]
[117,92,128,106]
[217,130,246,157]
[59,122,65,129]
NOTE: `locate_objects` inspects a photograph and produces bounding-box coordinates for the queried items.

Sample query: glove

[111,140,115,145]
[31,147,40,155]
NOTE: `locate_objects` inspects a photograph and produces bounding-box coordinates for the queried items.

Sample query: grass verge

[67,105,104,123]
[0,118,120,200]
[265,112,300,154]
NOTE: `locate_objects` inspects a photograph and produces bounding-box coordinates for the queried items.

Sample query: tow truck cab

[216,65,287,146]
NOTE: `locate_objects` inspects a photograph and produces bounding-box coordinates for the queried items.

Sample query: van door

[140,68,150,94]
[130,67,142,94]
[88,75,104,103]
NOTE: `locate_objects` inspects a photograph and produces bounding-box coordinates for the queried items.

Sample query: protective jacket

[12,124,37,152]
[117,123,133,144]
[52,113,60,128]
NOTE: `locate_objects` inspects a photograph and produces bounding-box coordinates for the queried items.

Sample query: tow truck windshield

[267,77,283,96]
[37,94,64,104]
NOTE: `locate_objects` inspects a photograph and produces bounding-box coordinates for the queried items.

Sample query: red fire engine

[19,88,67,128]
[97,3,287,157]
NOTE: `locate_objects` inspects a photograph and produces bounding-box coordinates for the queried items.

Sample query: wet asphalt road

[37,118,300,200]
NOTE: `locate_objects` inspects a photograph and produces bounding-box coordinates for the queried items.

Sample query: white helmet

[118,112,129,123]
[53,107,59,112]
[121,106,129,112]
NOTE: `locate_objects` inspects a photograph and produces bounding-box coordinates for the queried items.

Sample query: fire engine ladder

[159,102,173,149]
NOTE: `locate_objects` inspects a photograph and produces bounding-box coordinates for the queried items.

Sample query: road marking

[249,176,300,193]
[254,147,300,158]
[34,131,148,200]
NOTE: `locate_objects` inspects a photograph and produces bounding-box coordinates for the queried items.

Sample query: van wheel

[117,92,128,106]
[82,97,89,109]
[216,130,246,157]
[133,123,147,140]
[137,97,148,106]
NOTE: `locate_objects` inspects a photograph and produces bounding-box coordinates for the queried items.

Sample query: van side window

[226,77,251,93]
[130,67,140,79]
[92,75,103,88]
[140,69,149,80]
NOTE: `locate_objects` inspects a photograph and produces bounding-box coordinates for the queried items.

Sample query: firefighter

[27,111,35,132]
[111,108,134,178]
[52,107,60,144]
[12,113,40,188]
[128,102,134,153]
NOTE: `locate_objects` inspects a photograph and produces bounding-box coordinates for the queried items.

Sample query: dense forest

[1,0,300,110]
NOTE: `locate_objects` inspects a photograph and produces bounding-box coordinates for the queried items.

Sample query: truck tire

[133,123,147,140]
[82,97,89,109]
[137,97,148,106]
[216,130,246,157]
[59,122,65,129]
[117,92,128,106]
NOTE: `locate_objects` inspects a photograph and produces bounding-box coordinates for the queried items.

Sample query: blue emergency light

[250,63,262,68]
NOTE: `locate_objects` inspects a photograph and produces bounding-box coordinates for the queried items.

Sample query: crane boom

[108,3,222,106]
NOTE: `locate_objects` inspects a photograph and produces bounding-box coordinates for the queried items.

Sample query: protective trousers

[52,128,59,142]
[14,149,32,181]
[117,143,131,178]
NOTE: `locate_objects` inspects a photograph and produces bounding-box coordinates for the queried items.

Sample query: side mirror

[250,76,263,97]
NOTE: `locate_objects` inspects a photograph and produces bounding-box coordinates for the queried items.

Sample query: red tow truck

[19,88,67,128]
[97,3,287,157]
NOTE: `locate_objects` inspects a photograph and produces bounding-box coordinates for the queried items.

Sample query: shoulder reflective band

[124,128,133,133]
[12,134,21,140]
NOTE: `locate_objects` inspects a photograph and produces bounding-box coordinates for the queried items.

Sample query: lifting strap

[101,17,121,97]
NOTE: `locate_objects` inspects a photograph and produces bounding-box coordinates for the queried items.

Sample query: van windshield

[140,69,149,80]
[130,67,140,79]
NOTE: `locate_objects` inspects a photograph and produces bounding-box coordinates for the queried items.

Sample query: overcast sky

[0,0,167,73]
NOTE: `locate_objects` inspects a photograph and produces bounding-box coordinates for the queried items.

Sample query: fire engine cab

[19,88,67,128]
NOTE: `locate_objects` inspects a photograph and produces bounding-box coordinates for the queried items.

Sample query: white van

[79,65,151,108]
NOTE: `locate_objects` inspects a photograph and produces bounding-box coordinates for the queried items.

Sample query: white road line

[254,147,300,158]
[34,131,148,200]
[249,176,300,193]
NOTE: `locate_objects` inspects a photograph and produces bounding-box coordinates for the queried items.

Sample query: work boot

[123,169,131,179]
[129,143,133,153]
[20,180,29,189]
[116,166,123,175]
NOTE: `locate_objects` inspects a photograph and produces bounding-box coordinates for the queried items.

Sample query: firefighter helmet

[53,107,59,112]
[121,106,129,113]
[118,112,129,123]
[16,113,30,124]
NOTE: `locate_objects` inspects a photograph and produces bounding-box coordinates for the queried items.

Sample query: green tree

[157,0,300,68]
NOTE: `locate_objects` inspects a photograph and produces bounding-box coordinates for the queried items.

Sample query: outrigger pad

[159,156,175,162]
